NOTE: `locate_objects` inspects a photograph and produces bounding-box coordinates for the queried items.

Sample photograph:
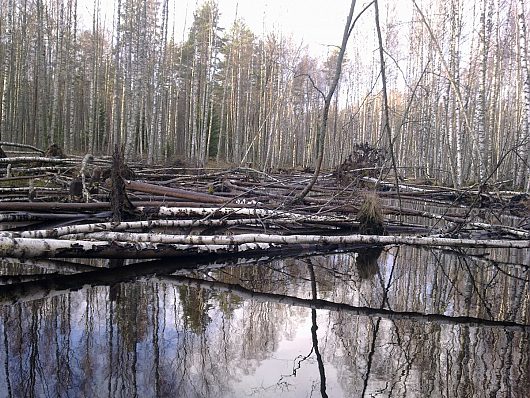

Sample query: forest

[0,1,529,397]
[0,0,529,189]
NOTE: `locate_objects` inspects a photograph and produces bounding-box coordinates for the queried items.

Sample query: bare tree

[296,0,359,201]
[517,0,530,190]
[374,0,402,211]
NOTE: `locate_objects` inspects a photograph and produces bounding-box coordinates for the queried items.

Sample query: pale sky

[80,0,374,57]
[195,0,360,55]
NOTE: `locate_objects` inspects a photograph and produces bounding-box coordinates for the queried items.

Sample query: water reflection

[0,246,528,397]
[355,247,383,280]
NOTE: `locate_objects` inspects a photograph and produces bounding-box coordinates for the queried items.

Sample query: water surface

[0,245,528,397]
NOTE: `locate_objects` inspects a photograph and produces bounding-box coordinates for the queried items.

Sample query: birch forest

[0,0,529,189]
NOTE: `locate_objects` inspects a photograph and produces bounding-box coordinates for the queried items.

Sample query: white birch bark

[0,236,275,258]
[0,234,526,261]
[57,231,530,249]
[0,156,77,164]
[0,0,14,141]
[148,0,168,164]
[476,0,489,180]
[517,0,530,190]
[2,207,359,240]
[87,0,101,153]
[49,2,64,146]
[450,0,463,186]
[67,0,78,153]
[111,0,123,147]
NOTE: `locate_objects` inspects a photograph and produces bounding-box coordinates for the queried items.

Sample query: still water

[0,245,528,397]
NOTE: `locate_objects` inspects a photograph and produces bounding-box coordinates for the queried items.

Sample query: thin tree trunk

[476,0,489,180]
[517,0,530,190]
[374,0,402,214]
[111,0,122,148]
[297,0,358,201]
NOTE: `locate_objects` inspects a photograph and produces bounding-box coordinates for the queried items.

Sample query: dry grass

[358,193,385,235]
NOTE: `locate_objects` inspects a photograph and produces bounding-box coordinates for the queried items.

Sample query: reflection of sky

[232,309,345,398]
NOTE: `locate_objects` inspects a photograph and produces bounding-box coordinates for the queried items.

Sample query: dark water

[0,245,528,397]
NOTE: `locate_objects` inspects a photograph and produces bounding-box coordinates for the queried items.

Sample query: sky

[79,0,372,57]
[191,0,360,55]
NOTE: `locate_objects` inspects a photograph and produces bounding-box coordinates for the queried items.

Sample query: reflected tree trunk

[307,262,328,398]
[107,291,115,397]
[2,310,13,398]
[153,283,160,397]
[361,318,381,397]
[28,305,39,398]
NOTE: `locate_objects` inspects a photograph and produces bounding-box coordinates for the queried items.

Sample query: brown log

[125,180,227,204]
[0,201,221,211]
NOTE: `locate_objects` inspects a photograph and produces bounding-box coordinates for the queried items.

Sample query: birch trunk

[476,0,489,180]
[0,0,14,141]
[517,0,530,190]
[0,234,526,260]
[111,0,122,147]
[55,231,530,249]
[67,0,78,153]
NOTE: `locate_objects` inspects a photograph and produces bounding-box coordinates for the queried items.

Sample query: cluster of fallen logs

[0,143,528,260]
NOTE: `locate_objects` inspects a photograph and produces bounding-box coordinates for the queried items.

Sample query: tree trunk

[517,0,530,190]
[297,0,357,201]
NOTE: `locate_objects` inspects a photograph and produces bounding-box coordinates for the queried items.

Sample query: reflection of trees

[355,247,382,280]
[214,260,306,365]
[308,263,328,398]
[178,286,212,334]
[325,246,530,396]
[0,246,528,397]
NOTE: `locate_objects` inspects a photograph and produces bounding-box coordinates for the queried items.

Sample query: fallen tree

[0,233,527,259]
[0,149,527,261]
[0,235,282,258]
[57,231,528,249]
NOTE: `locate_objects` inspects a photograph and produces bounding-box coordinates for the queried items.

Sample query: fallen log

[0,236,276,258]
[0,187,63,194]
[125,180,227,204]
[11,218,277,239]
[464,222,530,239]
[0,212,90,222]
[0,232,527,259]
[0,174,49,182]
[362,176,438,193]
[0,142,45,154]
[11,215,354,239]
[139,205,352,222]
[0,201,222,212]
[58,231,530,249]
[0,156,77,164]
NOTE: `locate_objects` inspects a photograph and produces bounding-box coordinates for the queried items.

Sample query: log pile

[0,143,528,260]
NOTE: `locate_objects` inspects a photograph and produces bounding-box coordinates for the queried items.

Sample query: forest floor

[0,143,528,260]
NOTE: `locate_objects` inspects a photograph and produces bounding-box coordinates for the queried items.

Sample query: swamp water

[0,245,528,397]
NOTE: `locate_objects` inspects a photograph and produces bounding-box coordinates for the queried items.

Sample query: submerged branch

[159,275,530,331]
[1,258,526,331]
